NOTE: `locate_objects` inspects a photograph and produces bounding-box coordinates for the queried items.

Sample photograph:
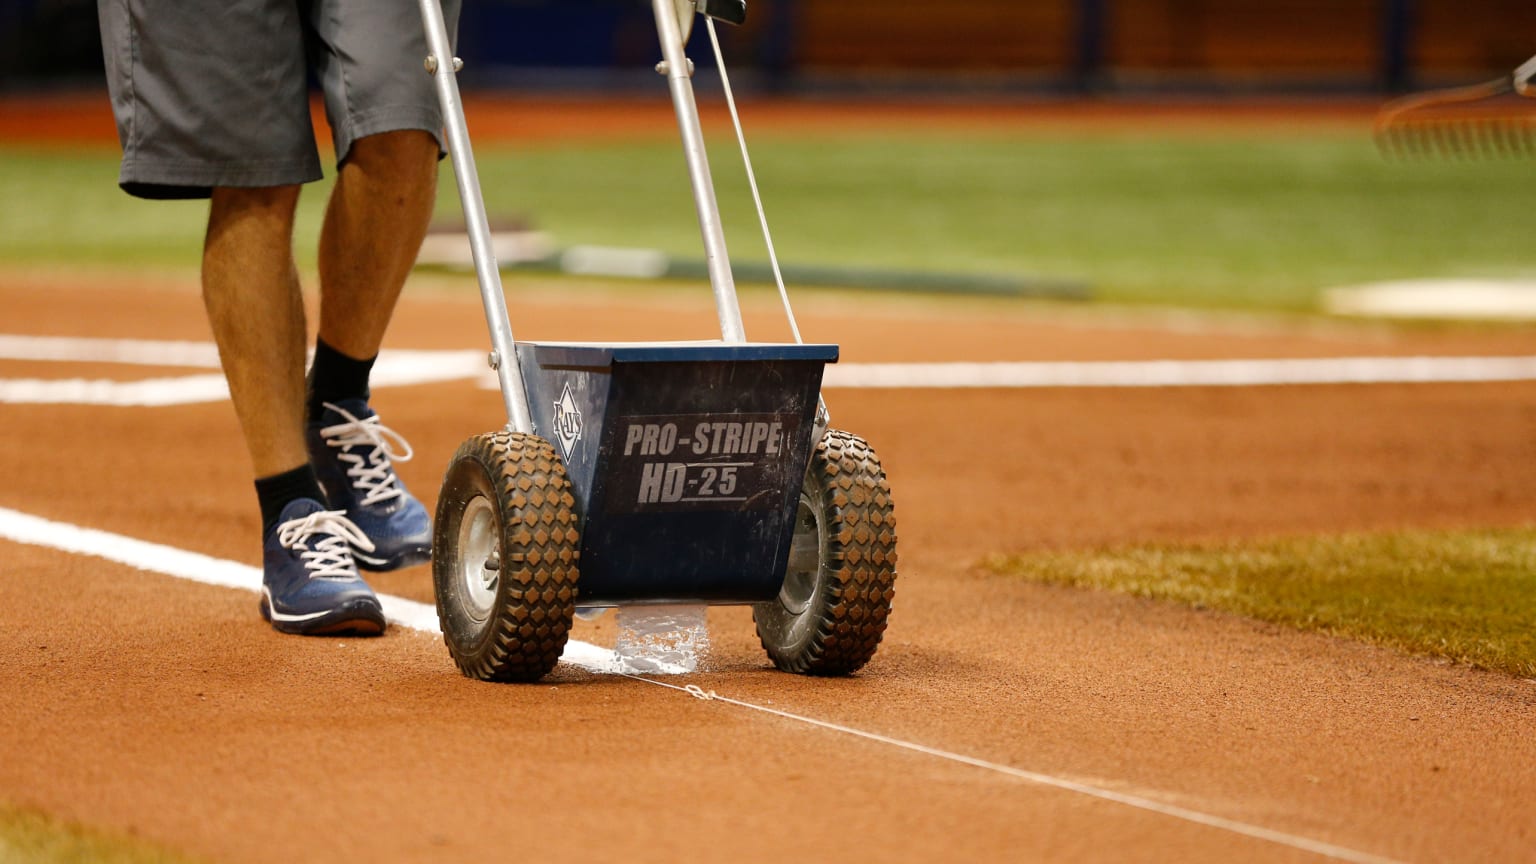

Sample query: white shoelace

[275,508,377,579]
[318,402,416,507]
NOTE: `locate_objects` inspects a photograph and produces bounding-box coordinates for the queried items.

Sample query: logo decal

[552,382,582,460]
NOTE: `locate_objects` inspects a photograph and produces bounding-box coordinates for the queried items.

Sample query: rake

[1375,53,1536,158]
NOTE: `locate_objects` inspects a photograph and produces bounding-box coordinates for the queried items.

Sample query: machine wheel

[433,431,581,682]
[753,429,897,675]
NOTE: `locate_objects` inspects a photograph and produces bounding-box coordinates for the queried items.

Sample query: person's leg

[306,128,438,420]
[306,0,457,371]
[202,184,385,635]
[202,185,310,481]
[303,130,439,572]
[314,129,439,364]
[100,0,384,636]
[299,0,455,571]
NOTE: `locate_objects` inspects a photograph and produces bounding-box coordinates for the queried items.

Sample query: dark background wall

[2,0,1531,93]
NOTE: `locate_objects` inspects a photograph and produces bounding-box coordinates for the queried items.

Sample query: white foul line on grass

[0,503,1402,864]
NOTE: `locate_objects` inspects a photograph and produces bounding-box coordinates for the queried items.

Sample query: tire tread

[434,431,581,683]
[756,430,898,676]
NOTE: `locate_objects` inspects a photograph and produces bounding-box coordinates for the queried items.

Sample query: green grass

[0,804,203,864]
[983,528,1536,677]
[0,146,328,270]
[4,127,1533,310]
[461,131,1536,310]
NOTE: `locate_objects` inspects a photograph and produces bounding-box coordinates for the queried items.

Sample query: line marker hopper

[417,0,898,681]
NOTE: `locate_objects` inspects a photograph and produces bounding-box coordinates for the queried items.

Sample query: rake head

[1375,55,1536,159]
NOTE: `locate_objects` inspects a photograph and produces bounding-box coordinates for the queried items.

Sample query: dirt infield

[2,267,1535,864]
[3,92,1535,862]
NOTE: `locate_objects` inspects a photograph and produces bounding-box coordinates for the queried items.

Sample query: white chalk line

[0,374,235,407]
[822,355,1536,389]
[0,336,485,405]
[3,336,1536,405]
[0,504,1402,864]
[0,335,223,368]
[641,677,1404,864]
[0,506,613,667]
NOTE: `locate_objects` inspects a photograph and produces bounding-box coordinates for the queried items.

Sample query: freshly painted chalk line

[0,335,223,368]
[649,677,1403,864]
[0,506,607,666]
[0,374,234,407]
[0,336,485,405]
[4,336,1536,406]
[822,355,1536,389]
[0,504,1401,864]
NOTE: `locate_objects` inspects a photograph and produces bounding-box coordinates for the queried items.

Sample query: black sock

[307,337,376,421]
[255,464,326,533]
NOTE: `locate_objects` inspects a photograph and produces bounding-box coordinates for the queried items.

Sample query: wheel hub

[456,495,498,626]
[778,494,822,615]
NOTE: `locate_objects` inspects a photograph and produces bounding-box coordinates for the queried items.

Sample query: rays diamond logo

[552,382,582,460]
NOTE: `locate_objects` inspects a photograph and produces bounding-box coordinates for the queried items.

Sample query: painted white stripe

[0,335,222,368]
[0,337,486,406]
[459,355,1536,391]
[648,678,1403,864]
[823,356,1536,389]
[8,335,1536,399]
[0,503,1403,864]
[0,504,604,662]
[0,335,484,378]
[0,506,264,590]
[0,374,233,406]
[371,349,488,387]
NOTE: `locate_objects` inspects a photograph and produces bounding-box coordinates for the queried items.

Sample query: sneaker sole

[353,543,432,573]
[260,593,387,637]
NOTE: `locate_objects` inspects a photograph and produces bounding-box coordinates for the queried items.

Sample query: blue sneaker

[307,399,432,571]
[260,498,386,636]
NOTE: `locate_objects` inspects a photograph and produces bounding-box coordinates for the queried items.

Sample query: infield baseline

[0,503,1402,864]
[2,335,1535,405]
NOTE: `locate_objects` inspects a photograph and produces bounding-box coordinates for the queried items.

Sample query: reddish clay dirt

[1,270,1534,864]
[2,97,1533,863]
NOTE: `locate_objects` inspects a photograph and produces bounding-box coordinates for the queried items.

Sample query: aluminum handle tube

[416,0,534,433]
[651,0,747,344]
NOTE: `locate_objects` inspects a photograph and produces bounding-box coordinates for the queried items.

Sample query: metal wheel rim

[456,495,498,626]
[778,493,822,615]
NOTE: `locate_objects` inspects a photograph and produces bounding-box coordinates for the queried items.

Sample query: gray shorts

[98,0,461,200]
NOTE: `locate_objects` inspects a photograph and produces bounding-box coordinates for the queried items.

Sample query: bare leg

[316,130,440,359]
[202,185,309,478]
